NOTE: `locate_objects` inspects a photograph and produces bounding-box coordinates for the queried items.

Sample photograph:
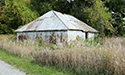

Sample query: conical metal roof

[15,10,98,32]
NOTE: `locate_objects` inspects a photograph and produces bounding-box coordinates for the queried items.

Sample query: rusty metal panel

[17,31,68,46]
[17,30,96,46]
[36,16,67,31]
[15,11,67,32]
[54,11,98,32]
[15,10,98,33]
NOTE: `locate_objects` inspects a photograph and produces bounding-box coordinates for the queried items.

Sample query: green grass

[0,48,73,75]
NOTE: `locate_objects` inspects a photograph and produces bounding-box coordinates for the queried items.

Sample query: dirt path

[0,60,26,75]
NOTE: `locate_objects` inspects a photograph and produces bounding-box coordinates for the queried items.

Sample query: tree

[30,0,53,16]
[84,0,115,36]
[0,0,122,36]
[105,0,125,36]
[0,0,39,34]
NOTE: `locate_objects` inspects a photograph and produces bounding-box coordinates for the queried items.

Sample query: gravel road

[0,60,26,75]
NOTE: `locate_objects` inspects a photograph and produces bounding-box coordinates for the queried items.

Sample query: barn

[15,10,98,46]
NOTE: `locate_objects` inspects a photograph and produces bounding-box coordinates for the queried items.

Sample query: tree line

[0,0,125,36]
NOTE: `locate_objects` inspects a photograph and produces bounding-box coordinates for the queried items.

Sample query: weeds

[0,35,124,75]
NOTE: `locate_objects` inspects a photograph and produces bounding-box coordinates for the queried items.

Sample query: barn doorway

[85,32,88,39]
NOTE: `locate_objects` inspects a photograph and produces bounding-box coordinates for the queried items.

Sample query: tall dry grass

[33,37,125,75]
[0,35,124,75]
[0,35,34,57]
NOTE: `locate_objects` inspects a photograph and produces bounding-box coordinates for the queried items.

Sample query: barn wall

[68,30,85,44]
[17,31,97,46]
[17,31,68,46]
[88,33,95,40]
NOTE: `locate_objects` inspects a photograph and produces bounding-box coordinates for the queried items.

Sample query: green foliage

[0,0,39,34]
[0,0,124,36]
[30,0,53,15]
[105,0,125,36]
[84,0,115,36]
[106,0,125,13]
[0,49,70,75]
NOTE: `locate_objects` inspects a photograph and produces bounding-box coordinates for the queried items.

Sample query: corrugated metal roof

[15,10,98,32]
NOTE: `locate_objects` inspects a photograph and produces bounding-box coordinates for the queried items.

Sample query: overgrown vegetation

[0,0,124,74]
[0,35,124,75]
[0,48,73,75]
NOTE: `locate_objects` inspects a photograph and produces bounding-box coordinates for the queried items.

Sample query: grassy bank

[0,35,125,75]
[0,48,74,75]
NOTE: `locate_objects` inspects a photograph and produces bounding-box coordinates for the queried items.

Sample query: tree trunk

[100,20,105,37]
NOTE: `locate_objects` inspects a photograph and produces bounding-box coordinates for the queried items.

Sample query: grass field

[0,48,74,75]
[0,35,125,75]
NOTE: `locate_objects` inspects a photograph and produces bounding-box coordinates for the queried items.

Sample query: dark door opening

[85,32,88,39]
